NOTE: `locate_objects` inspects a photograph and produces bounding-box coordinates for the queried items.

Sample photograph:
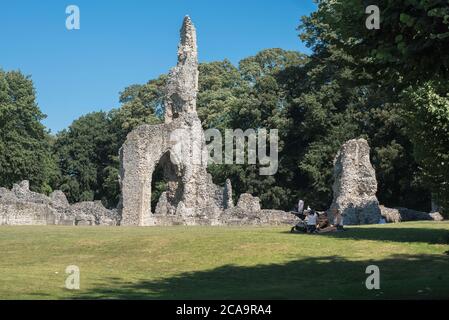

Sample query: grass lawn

[0,221,448,299]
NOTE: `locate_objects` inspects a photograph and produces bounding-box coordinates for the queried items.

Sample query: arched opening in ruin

[150,162,167,213]
[150,151,183,214]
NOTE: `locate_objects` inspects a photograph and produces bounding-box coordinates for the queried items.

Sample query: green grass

[1,222,449,299]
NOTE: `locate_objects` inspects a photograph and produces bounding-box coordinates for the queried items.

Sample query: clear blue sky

[0,0,315,133]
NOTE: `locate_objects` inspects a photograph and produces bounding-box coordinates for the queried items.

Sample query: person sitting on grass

[306,209,319,233]
[319,208,344,233]
[332,208,344,230]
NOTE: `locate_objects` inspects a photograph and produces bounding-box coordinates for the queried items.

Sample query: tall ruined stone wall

[119,16,240,226]
[118,16,298,227]
[329,138,382,225]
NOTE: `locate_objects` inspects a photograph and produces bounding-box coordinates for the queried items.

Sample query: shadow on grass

[71,254,449,300]
[287,227,449,245]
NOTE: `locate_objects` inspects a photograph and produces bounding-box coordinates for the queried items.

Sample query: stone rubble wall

[132,193,298,226]
[0,181,119,226]
[165,16,199,123]
[220,193,298,226]
[380,205,444,223]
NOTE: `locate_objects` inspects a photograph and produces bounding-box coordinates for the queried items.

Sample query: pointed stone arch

[118,113,226,226]
[151,150,184,215]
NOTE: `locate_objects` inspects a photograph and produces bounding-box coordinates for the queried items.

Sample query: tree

[299,0,449,214]
[299,0,449,85]
[0,69,58,193]
[110,76,165,145]
[197,50,309,210]
[197,60,244,130]
[402,81,449,212]
[54,112,115,204]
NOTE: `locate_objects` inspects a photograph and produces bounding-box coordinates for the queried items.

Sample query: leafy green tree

[299,0,449,85]
[197,60,244,130]
[54,112,115,204]
[198,49,308,210]
[0,70,58,193]
[110,76,165,145]
[299,0,449,214]
[402,81,449,212]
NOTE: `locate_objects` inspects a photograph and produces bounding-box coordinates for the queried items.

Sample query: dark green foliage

[198,49,309,210]
[110,76,166,145]
[402,82,449,212]
[299,0,449,85]
[298,0,448,214]
[150,162,167,213]
[0,70,58,194]
[54,112,116,204]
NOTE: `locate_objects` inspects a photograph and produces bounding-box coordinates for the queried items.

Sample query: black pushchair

[289,209,308,233]
[290,219,308,233]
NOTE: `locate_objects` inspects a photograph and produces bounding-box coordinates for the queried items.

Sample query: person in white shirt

[333,208,344,230]
[306,209,318,233]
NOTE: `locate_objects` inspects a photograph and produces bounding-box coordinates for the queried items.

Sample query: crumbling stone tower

[118,16,226,226]
[164,16,199,123]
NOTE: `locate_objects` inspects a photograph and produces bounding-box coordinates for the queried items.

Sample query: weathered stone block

[329,139,382,225]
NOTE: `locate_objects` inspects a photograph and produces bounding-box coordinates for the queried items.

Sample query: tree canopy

[0,70,58,194]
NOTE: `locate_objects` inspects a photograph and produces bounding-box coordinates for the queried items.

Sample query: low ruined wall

[0,202,56,225]
[380,206,444,223]
[0,181,119,226]
[220,209,297,226]
[123,193,298,226]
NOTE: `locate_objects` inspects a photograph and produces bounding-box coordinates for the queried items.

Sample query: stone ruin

[118,16,296,226]
[0,180,117,226]
[379,206,443,223]
[2,136,441,227]
[0,18,443,227]
[328,138,443,225]
[328,138,382,225]
[0,17,297,228]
